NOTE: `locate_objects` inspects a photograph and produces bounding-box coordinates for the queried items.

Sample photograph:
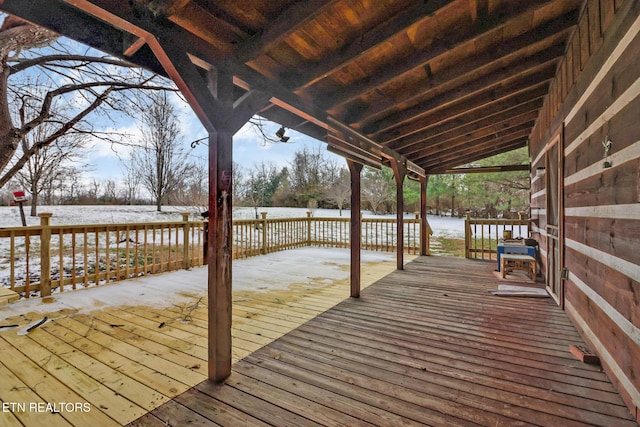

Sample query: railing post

[306,211,312,246]
[261,212,268,254]
[464,212,471,259]
[182,213,191,270]
[39,212,53,296]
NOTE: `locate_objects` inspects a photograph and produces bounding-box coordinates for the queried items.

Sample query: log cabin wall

[528,0,640,420]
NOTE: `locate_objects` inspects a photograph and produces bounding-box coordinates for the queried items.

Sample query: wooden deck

[0,252,400,427]
[129,256,637,427]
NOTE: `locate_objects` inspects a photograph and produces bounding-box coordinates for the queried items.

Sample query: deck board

[130,256,638,427]
[0,253,398,426]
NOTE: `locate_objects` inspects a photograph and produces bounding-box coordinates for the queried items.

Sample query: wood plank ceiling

[2,0,584,175]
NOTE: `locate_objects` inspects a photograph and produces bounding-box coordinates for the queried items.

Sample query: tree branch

[9,54,138,74]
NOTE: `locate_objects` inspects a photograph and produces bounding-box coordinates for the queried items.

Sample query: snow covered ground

[0,205,466,237]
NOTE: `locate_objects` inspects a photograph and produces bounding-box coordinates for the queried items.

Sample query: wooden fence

[1,211,426,299]
[464,212,531,260]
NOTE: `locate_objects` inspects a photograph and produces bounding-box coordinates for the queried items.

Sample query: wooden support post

[39,212,52,296]
[420,175,429,256]
[261,212,268,254]
[182,212,191,270]
[306,211,312,245]
[207,65,234,383]
[151,43,268,384]
[391,160,407,270]
[347,160,363,298]
[465,212,472,258]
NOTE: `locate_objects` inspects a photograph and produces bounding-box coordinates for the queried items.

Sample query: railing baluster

[25,230,30,298]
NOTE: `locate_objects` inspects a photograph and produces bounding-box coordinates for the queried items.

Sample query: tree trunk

[30,193,38,217]
[0,19,57,178]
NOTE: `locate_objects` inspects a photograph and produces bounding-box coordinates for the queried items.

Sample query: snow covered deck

[0,248,401,427]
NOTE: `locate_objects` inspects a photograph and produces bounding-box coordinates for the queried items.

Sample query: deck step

[0,287,19,305]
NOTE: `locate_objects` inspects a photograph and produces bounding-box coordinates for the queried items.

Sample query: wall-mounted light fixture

[602,136,612,168]
[275,126,290,142]
[536,166,545,177]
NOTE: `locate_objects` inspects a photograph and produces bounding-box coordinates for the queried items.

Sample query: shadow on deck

[129,256,637,426]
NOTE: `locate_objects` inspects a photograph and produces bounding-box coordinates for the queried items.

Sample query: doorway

[545,130,564,306]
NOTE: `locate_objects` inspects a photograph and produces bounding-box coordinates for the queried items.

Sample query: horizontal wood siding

[528,0,640,420]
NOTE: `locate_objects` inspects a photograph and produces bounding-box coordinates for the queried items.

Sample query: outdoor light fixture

[275,126,290,142]
[602,136,612,168]
[536,166,545,177]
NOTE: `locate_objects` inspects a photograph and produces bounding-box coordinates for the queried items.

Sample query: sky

[87,93,341,182]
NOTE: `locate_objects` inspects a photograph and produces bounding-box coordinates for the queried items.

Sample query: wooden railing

[464,212,531,260]
[0,212,205,297]
[1,211,427,299]
[231,212,424,259]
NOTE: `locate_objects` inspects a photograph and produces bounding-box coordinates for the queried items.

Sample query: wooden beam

[404,113,537,162]
[441,164,531,174]
[416,127,532,168]
[0,0,166,75]
[347,160,363,298]
[424,139,527,174]
[229,89,272,134]
[403,111,538,159]
[390,160,407,270]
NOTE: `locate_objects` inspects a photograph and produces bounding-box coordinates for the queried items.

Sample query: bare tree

[231,161,245,203]
[12,91,87,215]
[102,179,117,203]
[0,15,176,189]
[89,179,101,202]
[130,91,193,211]
[244,162,281,218]
[170,161,208,210]
[362,167,393,214]
[121,157,142,205]
[324,167,351,216]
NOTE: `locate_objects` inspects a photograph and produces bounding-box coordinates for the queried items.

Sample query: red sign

[12,191,27,202]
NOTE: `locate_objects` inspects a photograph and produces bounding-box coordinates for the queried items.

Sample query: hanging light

[275,126,289,142]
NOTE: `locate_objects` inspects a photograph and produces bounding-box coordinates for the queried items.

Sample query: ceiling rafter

[419,130,531,169]
[349,21,573,128]
[363,55,559,136]
[425,139,528,173]
[233,0,341,63]
[412,121,535,165]
[387,97,544,152]
[399,110,540,158]
[317,0,574,111]
[0,0,166,74]
[374,74,553,143]
[287,0,455,91]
